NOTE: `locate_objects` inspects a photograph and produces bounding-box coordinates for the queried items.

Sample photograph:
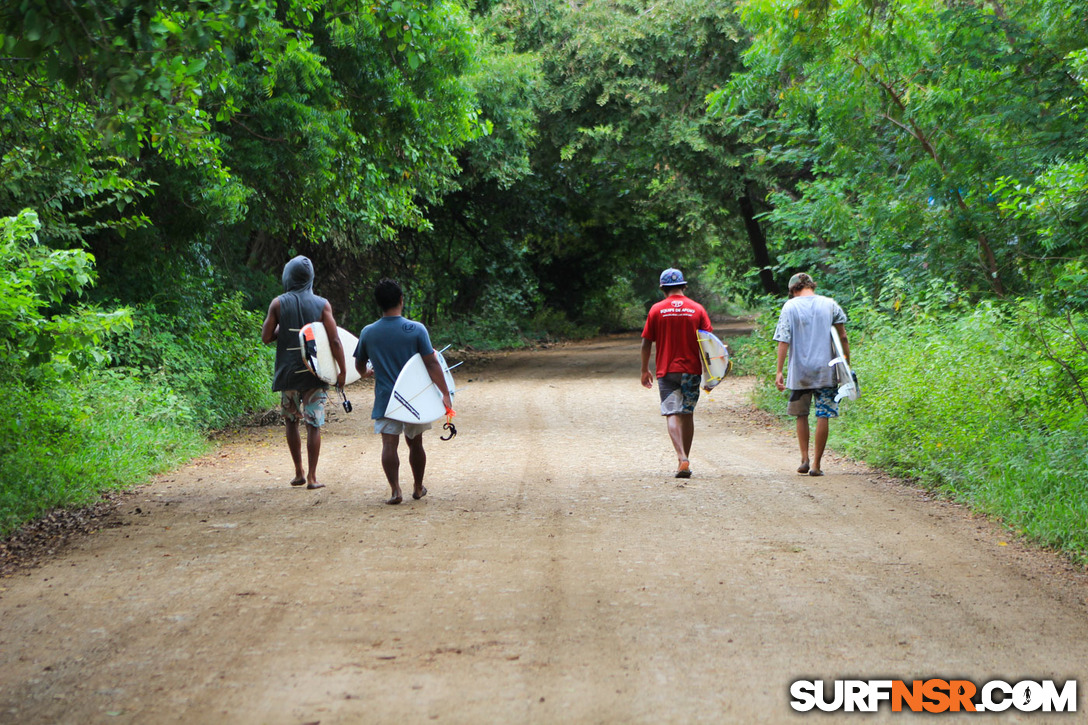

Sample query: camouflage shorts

[658,372,701,415]
[281,388,327,428]
[787,387,839,419]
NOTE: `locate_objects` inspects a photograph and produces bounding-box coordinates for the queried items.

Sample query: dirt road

[1,332,1086,723]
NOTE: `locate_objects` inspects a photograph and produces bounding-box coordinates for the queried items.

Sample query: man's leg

[812,416,829,475]
[656,374,695,478]
[809,388,838,476]
[670,413,694,458]
[787,391,813,473]
[381,432,403,504]
[796,415,810,471]
[406,432,427,499]
[666,413,694,478]
[666,414,689,463]
[305,424,324,489]
[681,414,694,457]
[285,418,305,486]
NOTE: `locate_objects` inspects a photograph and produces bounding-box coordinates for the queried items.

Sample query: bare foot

[413,486,427,500]
[306,481,325,490]
[289,477,306,487]
[797,460,810,474]
[385,496,403,505]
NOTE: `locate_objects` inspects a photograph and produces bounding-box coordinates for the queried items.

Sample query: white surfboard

[299,323,361,386]
[828,328,858,402]
[383,350,456,424]
[697,329,731,390]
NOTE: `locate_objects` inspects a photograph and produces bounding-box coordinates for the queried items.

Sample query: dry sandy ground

[1,331,1086,724]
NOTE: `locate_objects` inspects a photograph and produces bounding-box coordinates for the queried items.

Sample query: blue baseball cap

[659,268,686,287]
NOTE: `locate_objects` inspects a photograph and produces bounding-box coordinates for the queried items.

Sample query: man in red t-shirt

[640,268,713,478]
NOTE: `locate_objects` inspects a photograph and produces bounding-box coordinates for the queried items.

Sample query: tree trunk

[738,189,780,295]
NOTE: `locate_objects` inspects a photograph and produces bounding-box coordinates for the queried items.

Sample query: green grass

[0,371,208,537]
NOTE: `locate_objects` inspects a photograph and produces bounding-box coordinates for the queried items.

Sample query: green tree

[711,0,1088,303]
[0,210,130,378]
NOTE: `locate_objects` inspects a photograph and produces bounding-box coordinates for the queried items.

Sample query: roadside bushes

[111,295,277,430]
[742,297,1088,564]
[0,373,206,536]
[0,211,276,537]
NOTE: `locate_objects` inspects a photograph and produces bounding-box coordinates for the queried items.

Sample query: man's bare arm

[775,341,789,391]
[640,338,654,388]
[422,352,453,411]
[261,298,280,344]
[320,302,347,388]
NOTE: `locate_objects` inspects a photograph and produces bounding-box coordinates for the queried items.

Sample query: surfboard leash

[336,385,353,414]
[440,406,457,441]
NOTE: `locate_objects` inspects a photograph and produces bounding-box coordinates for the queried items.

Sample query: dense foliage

[710,0,1088,303]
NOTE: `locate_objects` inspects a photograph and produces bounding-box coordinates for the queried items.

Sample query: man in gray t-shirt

[773,273,850,477]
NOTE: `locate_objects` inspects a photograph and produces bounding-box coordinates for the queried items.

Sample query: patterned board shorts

[787,387,839,419]
[658,372,701,415]
[281,388,328,428]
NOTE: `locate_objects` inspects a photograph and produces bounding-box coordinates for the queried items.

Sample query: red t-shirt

[642,295,712,377]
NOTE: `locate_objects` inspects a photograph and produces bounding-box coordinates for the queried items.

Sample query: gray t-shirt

[773,294,848,390]
[354,316,435,419]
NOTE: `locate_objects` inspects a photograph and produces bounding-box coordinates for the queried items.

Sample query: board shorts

[658,372,701,415]
[787,387,839,418]
[281,388,327,428]
[374,418,431,439]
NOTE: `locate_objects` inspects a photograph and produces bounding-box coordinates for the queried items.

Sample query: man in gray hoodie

[261,256,346,489]
[773,273,850,477]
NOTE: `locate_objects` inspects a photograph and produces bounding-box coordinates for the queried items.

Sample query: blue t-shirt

[354,316,435,419]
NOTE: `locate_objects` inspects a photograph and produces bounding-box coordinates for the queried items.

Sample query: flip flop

[675,461,692,479]
[412,486,428,500]
[797,462,810,474]
[808,469,824,477]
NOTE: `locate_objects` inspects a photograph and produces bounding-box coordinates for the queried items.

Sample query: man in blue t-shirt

[354,279,453,505]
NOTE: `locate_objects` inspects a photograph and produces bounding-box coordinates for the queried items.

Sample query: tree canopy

[710,0,1088,306]
[1,0,1086,339]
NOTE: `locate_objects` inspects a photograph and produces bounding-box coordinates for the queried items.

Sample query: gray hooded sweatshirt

[272,256,328,392]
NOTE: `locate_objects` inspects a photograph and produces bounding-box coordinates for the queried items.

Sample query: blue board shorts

[787,387,839,418]
[281,388,327,428]
[658,373,701,415]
